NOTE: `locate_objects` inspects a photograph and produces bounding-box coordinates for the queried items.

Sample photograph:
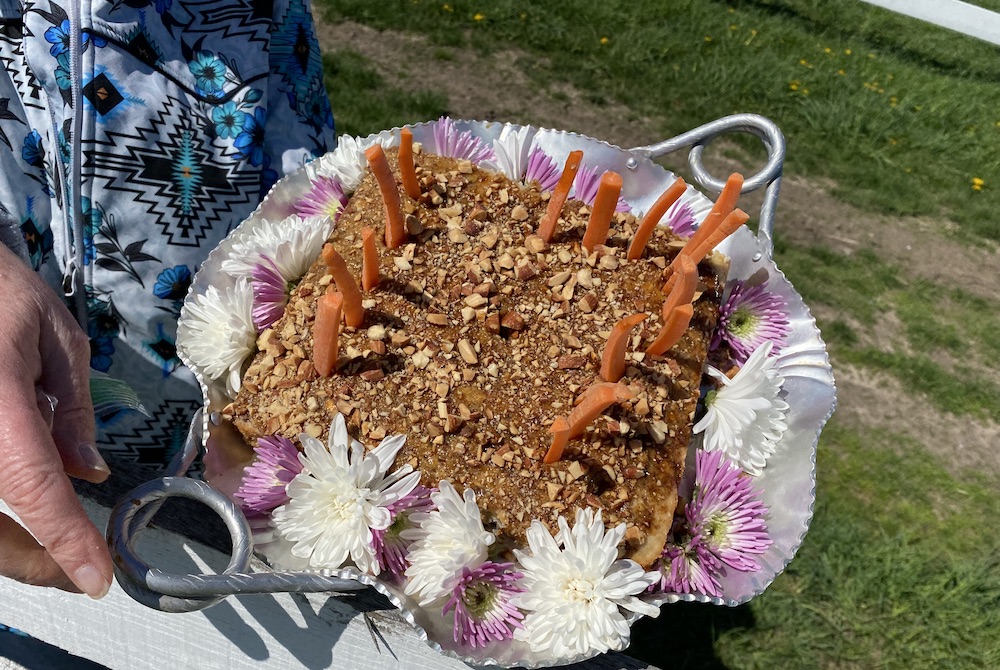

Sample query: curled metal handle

[629,113,785,258]
[108,476,368,613]
[107,411,367,613]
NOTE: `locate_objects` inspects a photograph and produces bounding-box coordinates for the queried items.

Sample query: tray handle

[628,113,785,259]
[107,412,368,613]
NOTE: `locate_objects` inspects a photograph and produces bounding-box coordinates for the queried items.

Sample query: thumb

[39,310,107,484]
[0,512,79,592]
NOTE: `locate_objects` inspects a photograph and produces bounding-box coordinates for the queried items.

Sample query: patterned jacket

[0,0,335,464]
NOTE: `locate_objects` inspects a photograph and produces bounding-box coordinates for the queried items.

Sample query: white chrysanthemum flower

[486,125,536,181]
[401,481,495,606]
[512,509,659,657]
[314,133,396,191]
[270,414,420,576]
[221,215,332,281]
[177,278,256,397]
[693,341,789,476]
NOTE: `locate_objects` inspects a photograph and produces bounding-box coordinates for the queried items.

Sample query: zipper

[64,0,87,328]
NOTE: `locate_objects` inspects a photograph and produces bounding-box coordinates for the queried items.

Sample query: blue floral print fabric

[0,0,335,464]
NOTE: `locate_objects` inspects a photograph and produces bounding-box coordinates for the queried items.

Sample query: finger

[0,512,79,592]
[0,392,112,598]
[37,308,104,483]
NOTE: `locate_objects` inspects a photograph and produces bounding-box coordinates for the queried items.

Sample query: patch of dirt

[833,364,1000,476]
[316,20,1000,475]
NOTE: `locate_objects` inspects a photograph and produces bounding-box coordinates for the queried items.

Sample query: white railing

[861,0,1000,45]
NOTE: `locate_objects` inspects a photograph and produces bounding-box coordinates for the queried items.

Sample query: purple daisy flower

[371,485,434,579]
[686,449,772,572]
[432,116,496,165]
[664,199,697,237]
[571,164,631,212]
[524,147,561,192]
[712,278,791,363]
[251,255,288,331]
[234,435,303,515]
[295,175,348,221]
[443,561,525,648]
[655,538,723,597]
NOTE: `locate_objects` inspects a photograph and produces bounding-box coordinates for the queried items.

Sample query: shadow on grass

[626,601,754,669]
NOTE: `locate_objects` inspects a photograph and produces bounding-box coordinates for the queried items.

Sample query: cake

[227,140,729,568]
[176,119,813,661]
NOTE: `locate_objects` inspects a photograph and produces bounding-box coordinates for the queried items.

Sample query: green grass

[323,50,448,139]
[628,423,1000,669]
[319,0,1000,243]
[772,238,1000,421]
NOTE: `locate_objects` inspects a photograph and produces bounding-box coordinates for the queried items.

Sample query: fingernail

[74,565,111,599]
[77,442,111,476]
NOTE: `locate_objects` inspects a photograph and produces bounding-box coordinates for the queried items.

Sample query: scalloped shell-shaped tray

[177,119,837,668]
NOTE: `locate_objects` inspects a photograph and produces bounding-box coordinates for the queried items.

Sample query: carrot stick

[313,290,343,377]
[322,243,365,328]
[582,171,623,253]
[398,128,421,200]
[661,254,698,316]
[626,178,687,260]
[567,382,635,439]
[672,172,743,271]
[542,416,571,464]
[536,150,583,242]
[365,144,407,249]
[645,303,694,356]
[361,227,380,291]
[686,208,750,264]
[599,312,649,383]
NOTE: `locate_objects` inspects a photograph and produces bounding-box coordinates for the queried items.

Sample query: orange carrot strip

[645,303,694,356]
[599,312,649,383]
[686,208,750,264]
[322,243,365,328]
[582,171,623,253]
[567,382,635,439]
[313,290,344,377]
[672,172,743,270]
[365,144,407,249]
[361,227,380,291]
[626,178,687,260]
[536,150,583,242]
[661,254,698,316]
[542,416,571,464]
[398,128,421,200]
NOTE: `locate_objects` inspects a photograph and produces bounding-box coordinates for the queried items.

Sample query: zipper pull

[62,258,79,297]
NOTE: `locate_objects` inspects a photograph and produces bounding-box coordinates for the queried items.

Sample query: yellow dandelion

[442,3,452,11]
[705,35,713,42]
[845,48,852,55]
[728,6,735,12]
[904,167,912,173]
[520,12,526,19]
[802,88,809,95]
[600,36,609,44]
[888,138,897,146]
[972,177,985,191]
[473,12,484,21]
[824,47,831,54]
[789,80,800,91]
[730,24,738,31]
[889,96,898,107]
[837,69,845,76]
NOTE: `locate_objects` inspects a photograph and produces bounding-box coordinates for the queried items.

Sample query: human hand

[0,244,113,598]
